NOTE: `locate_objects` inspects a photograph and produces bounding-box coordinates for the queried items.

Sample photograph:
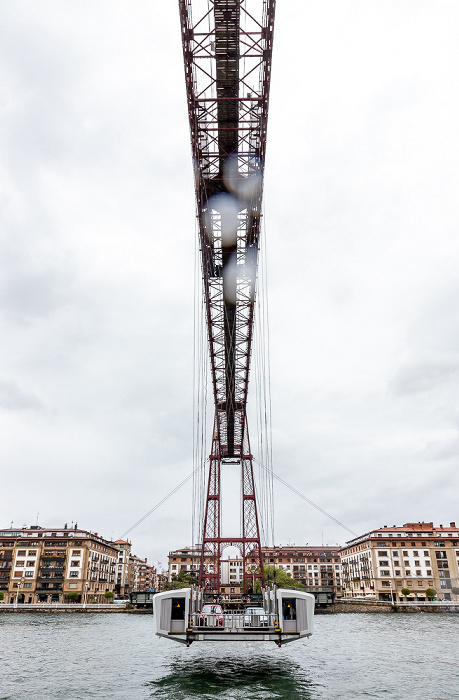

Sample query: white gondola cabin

[154,587,314,647]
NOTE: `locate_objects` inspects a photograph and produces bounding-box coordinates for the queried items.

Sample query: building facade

[166,544,342,597]
[340,522,459,601]
[259,546,342,599]
[114,540,131,596]
[168,546,214,583]
[130,555,155,592]
[220,557,244,592]
[0,526,117,603]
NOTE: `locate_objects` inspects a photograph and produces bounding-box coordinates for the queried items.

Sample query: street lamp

[14,578,23,607]
[389,579,395,604]
[83,581,89,608]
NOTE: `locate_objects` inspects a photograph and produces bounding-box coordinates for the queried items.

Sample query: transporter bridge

[154,0,314,646]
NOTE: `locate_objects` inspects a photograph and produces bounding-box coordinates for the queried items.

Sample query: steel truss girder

[180,0,275,457]
[180,0,275,591]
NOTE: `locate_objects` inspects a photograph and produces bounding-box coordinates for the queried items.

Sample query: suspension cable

[118,465,203,541]
[253,457,358,538]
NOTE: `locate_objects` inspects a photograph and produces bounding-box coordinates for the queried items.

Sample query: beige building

[114,539,131,596]
[130,555,155,591]
[166,545,342,597]
[168,546,214,582]
[340,522,459,601]
[0,526,117,603]
[114,541,157,595]
[259,546,342,599]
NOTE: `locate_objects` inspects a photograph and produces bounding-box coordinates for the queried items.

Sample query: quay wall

[0,604,128,613]
[320,600,459,614]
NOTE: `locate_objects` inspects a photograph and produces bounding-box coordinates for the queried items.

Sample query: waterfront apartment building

[259,546,343,599]
[114,541,157,595]
[340,522,459,602]
[167,545,342,597]
[130,555,155,591]
[168,546,215,582]
[0,526,117,604]
[114,539,131,596]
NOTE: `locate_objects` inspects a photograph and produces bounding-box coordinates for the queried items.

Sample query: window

[70,561,80,567]
[418,581,423,587]
[426,570,432,575]
[379,561,389,566]
[68,583,77,589]
[436,551,447,559]
[69,572,79,578]
[72,550,81,556]
[405,570,411,575]
[392,551,399,557]
[17,551,26,556]
[402,551,408,557]
[380,571,390,576]
[23,582,32,588]
[26,561,35,567]
[28,551,37,556]
[25,571,33,578]
[416,570,421,576]
[424,551,429,557]
[377,551,388,556]
[395,570,401,576]
[414,561,420,566]
[16,561,25,567]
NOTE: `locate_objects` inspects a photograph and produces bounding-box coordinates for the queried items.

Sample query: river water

[0,612,458,699]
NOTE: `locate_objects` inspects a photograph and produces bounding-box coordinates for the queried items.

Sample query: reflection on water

[148,654,319,699]
[0,613,458,699]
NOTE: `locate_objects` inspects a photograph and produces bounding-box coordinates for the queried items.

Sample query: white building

[220,557,244,589]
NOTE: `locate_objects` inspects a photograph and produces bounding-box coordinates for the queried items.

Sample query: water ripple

[0,613,458,699]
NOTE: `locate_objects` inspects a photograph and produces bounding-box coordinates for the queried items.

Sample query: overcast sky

[1,1,458,568]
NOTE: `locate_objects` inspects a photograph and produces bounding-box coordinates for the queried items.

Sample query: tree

[104,591,114,602]
[262,565,305,590]
[65,592,80,603]
[163,570,196,591]
[0,591,4,602]
[400,588,411,598]
[451,587,459,595]
[425,588,436,600]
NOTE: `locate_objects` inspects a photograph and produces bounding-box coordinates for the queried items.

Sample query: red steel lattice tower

[179,0,276,592]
